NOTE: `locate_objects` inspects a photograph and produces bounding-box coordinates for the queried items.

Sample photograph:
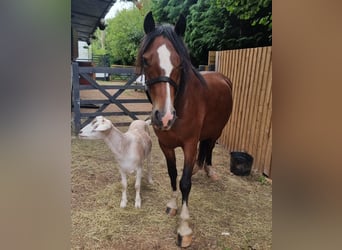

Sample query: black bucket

[230,151,253,176]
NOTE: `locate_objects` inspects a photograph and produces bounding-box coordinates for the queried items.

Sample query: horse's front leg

[177,142,197,248]
[159,144,178,216]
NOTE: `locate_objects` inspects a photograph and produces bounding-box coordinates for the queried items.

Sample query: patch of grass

[71,129,272,249]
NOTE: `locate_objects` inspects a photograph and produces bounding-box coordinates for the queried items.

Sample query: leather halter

[144,76,179,104]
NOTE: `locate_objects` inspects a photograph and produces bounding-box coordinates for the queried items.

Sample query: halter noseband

[144,76,179,104]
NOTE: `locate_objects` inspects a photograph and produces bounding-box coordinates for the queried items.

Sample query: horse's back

[200,71,233,140]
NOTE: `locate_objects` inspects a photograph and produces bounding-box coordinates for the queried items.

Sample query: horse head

[140,12,187,131]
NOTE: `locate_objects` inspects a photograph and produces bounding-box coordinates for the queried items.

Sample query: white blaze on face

[157,44,174,126]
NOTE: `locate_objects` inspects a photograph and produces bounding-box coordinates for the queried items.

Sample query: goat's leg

[119,170,128,208]
[134,167,142,208]
[146,152,153,184]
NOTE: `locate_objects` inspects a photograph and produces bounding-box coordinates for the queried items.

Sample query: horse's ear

[175,14,186,37]
[144,11,155,34]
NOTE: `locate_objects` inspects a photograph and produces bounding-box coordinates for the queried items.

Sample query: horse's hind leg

[203,140,220,181]
[192,140,209,175]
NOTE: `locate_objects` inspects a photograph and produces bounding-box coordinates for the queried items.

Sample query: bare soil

[71,80,272,250]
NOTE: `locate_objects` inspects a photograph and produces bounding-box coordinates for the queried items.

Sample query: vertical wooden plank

[253,47,270,172]
[72,62,81,133]
[249,47,267,171]
[233,49,243,149]
[259,48,272,174]
[222,51,232,149]
[258,48,272,173]
[239,48,253,150]
[235,49,246,151]
[242,48,258,153]
[263,121,272,177]
[226,50,237,149]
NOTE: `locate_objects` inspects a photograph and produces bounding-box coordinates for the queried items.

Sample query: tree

[105,8,145,65]
[151,0,198,23]
[151,0,271,66]
[91,29,106,56]
[216,0,272,36]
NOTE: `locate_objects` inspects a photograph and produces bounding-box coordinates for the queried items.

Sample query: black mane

[136,24,206,97]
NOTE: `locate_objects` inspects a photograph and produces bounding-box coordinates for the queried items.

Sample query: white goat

[79,116,152,208]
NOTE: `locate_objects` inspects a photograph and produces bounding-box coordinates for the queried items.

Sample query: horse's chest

[154,130,182,148]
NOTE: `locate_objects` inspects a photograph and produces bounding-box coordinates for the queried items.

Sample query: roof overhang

[71,0,117,43]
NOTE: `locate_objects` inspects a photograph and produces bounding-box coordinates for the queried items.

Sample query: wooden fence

[215,46,272,177]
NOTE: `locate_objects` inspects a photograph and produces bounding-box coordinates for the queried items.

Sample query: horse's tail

[224,76,233,93]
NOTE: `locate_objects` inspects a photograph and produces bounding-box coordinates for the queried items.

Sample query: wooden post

[72,62,81,133]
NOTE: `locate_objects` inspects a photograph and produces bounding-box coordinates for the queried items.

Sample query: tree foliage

[104,8,145,65]
[216,0,272,29]
[91,0,271,66]
[151,0,197,23]
[91,29,106,56]
[150,0,272,65]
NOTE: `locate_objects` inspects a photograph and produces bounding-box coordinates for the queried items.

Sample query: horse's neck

[178,71,203,106]
[103,126,125,157]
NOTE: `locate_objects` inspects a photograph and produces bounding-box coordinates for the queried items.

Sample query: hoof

[177,233,193,248]
[166,207,177,216]
[209,172,220,181]
[205,166,220,181]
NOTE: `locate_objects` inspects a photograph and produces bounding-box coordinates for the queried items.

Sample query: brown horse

[137,12,233,247]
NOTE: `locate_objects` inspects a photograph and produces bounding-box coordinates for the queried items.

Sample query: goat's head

[78,116,112,139]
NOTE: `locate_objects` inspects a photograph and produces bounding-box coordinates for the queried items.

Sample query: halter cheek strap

[144,76,179,104]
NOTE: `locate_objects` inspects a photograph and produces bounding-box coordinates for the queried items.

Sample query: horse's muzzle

[152,109,177,130]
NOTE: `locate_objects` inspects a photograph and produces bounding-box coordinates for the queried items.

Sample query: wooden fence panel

[216,46,272,177]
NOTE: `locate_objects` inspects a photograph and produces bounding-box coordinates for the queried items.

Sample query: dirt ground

[71,81,272,250]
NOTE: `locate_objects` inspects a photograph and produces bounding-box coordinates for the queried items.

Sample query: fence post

[72,62,81,133]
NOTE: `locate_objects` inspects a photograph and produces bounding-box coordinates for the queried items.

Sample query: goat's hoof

[166,207,177,216]
[120,201,127,208]
[177,233,193,248]
[135,202,141,208]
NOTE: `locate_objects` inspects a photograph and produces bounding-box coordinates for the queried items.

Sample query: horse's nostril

[155,110,161,121]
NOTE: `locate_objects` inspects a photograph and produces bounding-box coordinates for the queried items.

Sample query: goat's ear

[94,120,112,131]
[144,11,155,34]
[175,14,186,37]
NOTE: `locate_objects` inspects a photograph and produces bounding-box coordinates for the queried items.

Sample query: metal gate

[72,62,151,133]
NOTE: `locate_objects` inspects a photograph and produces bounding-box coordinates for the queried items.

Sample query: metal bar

[80,99,150,104]
[79,73,113,99]
[78,67,135,74]
[79,85,145,90]
[72,62,81,133]
[81,103,110,128]
[111,74,138,100]
[80,111,151,117]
